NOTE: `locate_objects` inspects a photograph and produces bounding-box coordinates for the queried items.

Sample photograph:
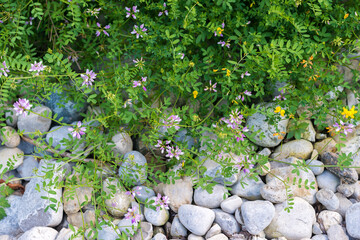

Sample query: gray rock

[212,209,241,236]
[55,227,82,240]
[67,210,95,228]
[194,184,228,208]
[346,202,360,238]
[134,186,155,203]
[103,178,131,217]
[188,234,204,240]
[45,125,85,153]
[110,131,133,157]
[316,170,340,192]
[241,200,275,235]
[326,224,348,240]
[271,139,313,161]
[352,181,360,201]
[5,107,18,127]
[306,159,324,176]
[175,129,196,150]
[316,189,339,210]
[260,177,287,203]
[144,196,169,226]
[162,177,193,213]
[0,195,22,236]
[17,105,52,137]
[171,215,187,238]
[43,91,87,124]
[334,193,353,217]
[133,222,153,240]
[258,148,271,157]
[318,210,342,232]
[246,103,289,147]
[0,147,24,174]
[0,126,20,148]
[311,235,329,240]
[220,195,243,214]
[18,227,58,240]
[118,151,147,185]
[337,184,354,197]
[205,224,221,239]
[152,233,167,240]
[17,139,34,154]
[18,171,63,231]
[95,224,121,240]
[321,152,358,184]
[230,172,265,200]
[207,234,228,240]
[264,197,315,240]
[118,218,138,236]
[178,204,215,236]
[16,156,38,180]
[312,222,323,235]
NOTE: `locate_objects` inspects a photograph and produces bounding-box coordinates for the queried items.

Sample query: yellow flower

[213,69,218,72]
[216,27,224,35]
[250,1,255,7]
[289,114,294,119]
[226,69,231,77]
[342,106,358,119]
[344,13,349,19]
[274,106,281,113]
[193,90,198,99]
[280,109,285,117]
[189,61,195,67]
[222,68,226,70]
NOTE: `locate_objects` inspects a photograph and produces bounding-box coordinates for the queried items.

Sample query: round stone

[118,151,147,186]
[212,209,241,236]
[318,210,342,232]
[316,170,340,192]
[220,195,243,214]
[144,197,169,226]
[346,202,360,238]
[305,159,324,175]
[0,147,24,174]
[316,189,339,211]
[111,131,133,157]
[103,178,131,217]
[17,105,52,137]
[0,126,20,148]
[178,204,215,236]
[241,200,275,235]
[194,184,228,208]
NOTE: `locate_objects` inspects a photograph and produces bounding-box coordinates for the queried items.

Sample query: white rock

[271,139,313,161]
[220,195,242,214]
[305,159,324,176]
[18,227,58,240]
[170,215,187,238]
[110,131,133,157]
[230,172,265,200]
[241,200,275,235]
[0,147,24,174]
[260,177,287,204]
[264,197,315,240]
[188,234,204,240]
[103,177,132,217]
[144,196,169,226]
[133,222,153,240]
[55,227,82,240]
[178,205,215,236]
[162,178,193,213]
[194,184,228,208]
[316,171,340,192]
[207,234,228,240]
[205,224,221,239]
[345,202,360,238]
[212,209,240,236]
[17,105,52,137]
[318,210,342,231]
[0,126,20,148]
[316,189,339,211]
[326,224,348,240]
[311,235,329,240]
[334,193,353,217]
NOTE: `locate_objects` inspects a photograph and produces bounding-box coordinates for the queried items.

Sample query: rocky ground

[1,61,360,240]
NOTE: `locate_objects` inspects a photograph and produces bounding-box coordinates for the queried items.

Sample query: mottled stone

[316,189,339,211]
[318,211,342,232]
[305,159,324,176]
[17,105,52,137]
[241,200,275,235]
[118,151,147,185]
[110,131,133,157]
[230,172,265,200]
[162,178,193,213]
[0,126,20,148]
[314,138,337,158]
[18,227,58,240]
[316,170,340,192]
[321,152,358,184]
[271,139,313,161]
[170,215,187,238]
[67,210,95,228]
[345,202,360,238]
[212,209,241,236]
[326,224,348,240]
[103,178,132,217]
[133,222,153,240]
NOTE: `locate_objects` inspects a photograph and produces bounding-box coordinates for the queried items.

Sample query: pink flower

[13,98,32,117]
[124,206,142,225]
[158,3,168,16]
[333,121,354,136]
[0,61,10,77]
[125,186,142,199]
[165,146,184,160]
[178,53,185,59]
[80,69,97,86]
[133,77,147,91]
[235,156,254,173]
[154,193,170,211]
[96,22,110,37]
[204,80,217,92]
[161,115,181,130]
[125,6,139,19]
[217,41,226,47]
[86,8,101,18]
[155,140,171,153]
[241,71,251,78]
[29,61,46,76]
[68,121,86,139]
[131,24,148,38]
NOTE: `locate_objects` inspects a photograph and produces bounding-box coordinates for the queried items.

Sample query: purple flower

[0,61,10,77]
[25,17,34,25]
[178,53,185,59]
[131,24,148,38]
[161,115,181,130]
[13,98,32,117]
[154,193,170,211]
[155,140,171,153]
[241,71,251,78]
[204,80,217,92]
[133,77,147,91]
[158,3,168,16]
[0,20,3,23]
[96,22,110,37]
[125,186,142,199]
[244,90,252,96]
[125,6,139,19]
[333,121,354,136]
[86,8,101,18]
[124,206,141,225]
[165,146,184,160]
[80,69,97,86]
[29,61,46,75]
[217,41,226,46]
[235,156,254,173]
[133,57,145,69]
[68,121,86,139]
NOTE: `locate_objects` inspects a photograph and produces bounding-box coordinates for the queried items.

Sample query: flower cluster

[25,17,34,25]
[274,106,285,117]
[235,90,252,102]
[131,24,147,38]
[273,89,286,101]
[235,156,254,174]
[124,206,141,225]
[80,69,97,86]
[155,140,171,153]
[125,186,142,199]
[68,121,86,139]
[13,98,32,117]
[86,8,101,18]
[126,6,139,19]
[193,90,198,99]
[327,120,354,136]
[165,145,184,160]
[241,71,250,79]
[29,61,46,76]
[300,56,313,68]
[217,41,230,48]
[220,109,249,142]
[0,61,9,77]
[161,114,181,130]
[158,3,168,16]
[214,22,225,36]
[341,106,357,119]
[154,193,170,211]
[273,131,286,139]
[133,57,145,69]
[204,80,217,92]
[96,22,110,37]
[133,76,147,91]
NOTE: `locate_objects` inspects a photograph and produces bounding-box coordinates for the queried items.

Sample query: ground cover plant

[1,0,360,239]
